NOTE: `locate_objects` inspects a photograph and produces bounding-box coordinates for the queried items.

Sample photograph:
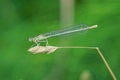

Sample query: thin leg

[34,40,39,46]
[45,39,49,46]
[33,39,48,46]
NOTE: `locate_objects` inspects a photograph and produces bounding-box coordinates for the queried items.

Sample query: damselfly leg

[33,39,49,46]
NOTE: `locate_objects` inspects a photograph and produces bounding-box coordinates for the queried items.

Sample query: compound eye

[29,37,33,42]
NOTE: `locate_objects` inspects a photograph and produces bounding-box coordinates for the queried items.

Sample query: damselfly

[29,24,98,46]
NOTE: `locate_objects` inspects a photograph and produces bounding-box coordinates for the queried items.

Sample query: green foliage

[0,0,120,80]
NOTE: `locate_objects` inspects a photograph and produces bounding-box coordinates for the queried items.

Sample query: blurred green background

[0,0,120,80]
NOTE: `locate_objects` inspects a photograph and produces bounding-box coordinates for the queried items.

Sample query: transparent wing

[43,24,88,38]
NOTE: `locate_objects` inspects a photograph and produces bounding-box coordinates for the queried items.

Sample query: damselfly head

[29,37,33,42]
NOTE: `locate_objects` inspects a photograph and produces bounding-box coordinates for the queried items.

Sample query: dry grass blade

[28,46,117,80]
[58,46,117,80]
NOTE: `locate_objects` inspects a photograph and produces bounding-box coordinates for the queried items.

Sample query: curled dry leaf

[28,46,58,54]
[46,46,58,54]
[28,46,46,54]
